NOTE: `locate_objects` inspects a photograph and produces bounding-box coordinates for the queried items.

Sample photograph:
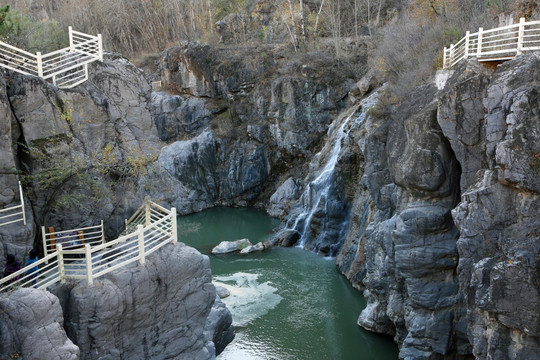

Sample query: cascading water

[288,91,380,253]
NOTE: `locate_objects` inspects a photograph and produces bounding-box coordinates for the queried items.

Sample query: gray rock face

[153,130,218,214]
[3,53,161,237]
[330,55,540,360]
[438,62,492,190]
[204,296,235,355]
[0,288,79,360]
[349,84,464,359]
[442,55,540,360]
[267,177,300,218]
[160,42,218,98]
[52,243,232,360]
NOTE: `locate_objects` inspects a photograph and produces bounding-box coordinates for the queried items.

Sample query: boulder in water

[215,285,231,299]
[267,229,300,248]
[240,242,265,254]
[212,239,252,254]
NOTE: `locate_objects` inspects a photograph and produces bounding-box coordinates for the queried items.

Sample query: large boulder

[0,288,79,360]
[212,238,252,254]
[53,242,233,360]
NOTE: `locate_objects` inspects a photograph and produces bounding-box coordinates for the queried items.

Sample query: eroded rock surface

[52,243,233,360]
[0,288,79,360]
[442,55,540,360]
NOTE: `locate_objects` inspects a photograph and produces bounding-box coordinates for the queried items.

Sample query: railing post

[18,181,26,226]
[42,226,48,260]
[97,34,103,61]
[145,201,151,227]
[101,220,105,244]
[449,44,454,66]
[517,17,525,55]
[477,27,483,58]
[171,207,177,245]
[443,47,447,69]
[464,31,470,58]
[56,244,65,284]
[69,26,74,51]
[137,224,145,265]
[36,52,43,78]
[85,244,93,285]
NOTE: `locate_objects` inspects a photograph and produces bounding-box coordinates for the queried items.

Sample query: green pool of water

[177,207,398,360]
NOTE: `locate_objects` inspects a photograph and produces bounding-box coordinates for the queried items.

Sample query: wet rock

[215,286,231,299]
[212,238,252,254]
[240,242,265,254]
[266,229,301,248]
[204,296,235,355]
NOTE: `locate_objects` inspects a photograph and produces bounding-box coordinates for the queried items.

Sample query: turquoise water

[177,207,398,360]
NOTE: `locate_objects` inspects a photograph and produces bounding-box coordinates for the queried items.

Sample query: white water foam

[214,272,283,327]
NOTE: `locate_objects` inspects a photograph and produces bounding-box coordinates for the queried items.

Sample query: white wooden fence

[0,181,26,227]
[0,27,102,88]
[41,221,105,256]
[443,18,540,69]
[0,199,177,292]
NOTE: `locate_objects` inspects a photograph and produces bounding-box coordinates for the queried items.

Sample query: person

[3,254,21,284]
[25,249,39,285]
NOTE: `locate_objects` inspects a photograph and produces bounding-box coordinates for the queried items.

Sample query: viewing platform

[0,199,177,292]
[443,18,540,69]
[0,27,102,88]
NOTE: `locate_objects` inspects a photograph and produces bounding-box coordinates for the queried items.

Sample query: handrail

[0,26,102,88]
[0,200,177,293]
[443,18,540,69]
[41,221,105,256]
[0,181,26,227]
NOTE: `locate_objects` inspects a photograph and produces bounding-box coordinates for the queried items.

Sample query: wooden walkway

[443,18,540,69]
[0,199,177,292]
[0,27,102,88]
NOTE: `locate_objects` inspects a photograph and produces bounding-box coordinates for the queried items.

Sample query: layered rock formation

[285,54,540,359]
[0,243,233,360]
[440,56,540,359]
[1,30,539,360]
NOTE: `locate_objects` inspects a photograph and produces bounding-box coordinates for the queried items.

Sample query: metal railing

[443,18,540,69]
[0,27,102,88]
[0,199,177,293]
[0,181,26,227]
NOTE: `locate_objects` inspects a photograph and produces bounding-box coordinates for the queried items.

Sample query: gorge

[1,1,540,359]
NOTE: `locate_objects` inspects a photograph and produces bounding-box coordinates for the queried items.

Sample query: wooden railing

[0,199,177,293]
[443,18,540,69]
[41,221,105,256]
[0,181,26,227]
[0,27,102,88]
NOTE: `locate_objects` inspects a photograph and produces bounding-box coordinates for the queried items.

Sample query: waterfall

[288,91,380,252]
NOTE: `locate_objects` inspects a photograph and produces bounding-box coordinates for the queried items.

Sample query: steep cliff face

[303,54,540,359]
[293,83,466,358]
[1,34,539,360]
[440,56,540,359]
